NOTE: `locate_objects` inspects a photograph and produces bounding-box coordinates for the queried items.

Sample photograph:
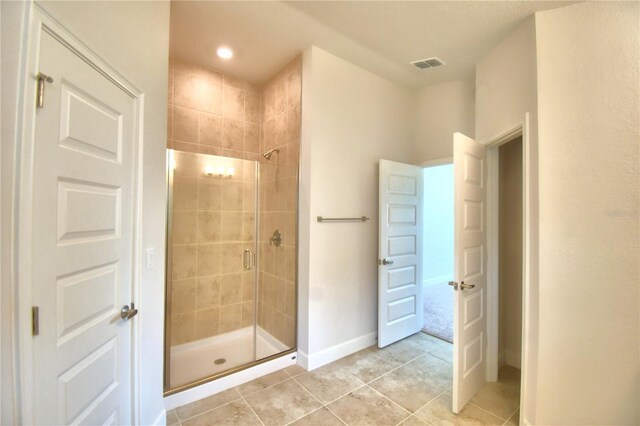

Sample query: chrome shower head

[263,148,280,160]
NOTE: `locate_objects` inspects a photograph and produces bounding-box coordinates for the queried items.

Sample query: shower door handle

[243,249,253,270]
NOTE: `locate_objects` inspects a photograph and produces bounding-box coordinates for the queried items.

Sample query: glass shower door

[165,149,258,391]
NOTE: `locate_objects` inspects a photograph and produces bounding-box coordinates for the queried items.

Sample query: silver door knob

[120,303,138,320]
[460,281,475,290]
[382,258,394,265]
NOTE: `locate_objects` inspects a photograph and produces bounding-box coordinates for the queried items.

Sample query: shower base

[169,326,288,389]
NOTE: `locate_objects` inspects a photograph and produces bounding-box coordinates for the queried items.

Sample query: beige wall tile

[174,69,223,114]
[223,86,245,121]
[173,106,199,143]
[221,211,243,241]
[287,105,301,143]
[198,178,222,210]
[198,145,223,156]
[242,271,255,301]
[244,123,260,153]
[172,210,197,244]
[195,308,220,339]
[222,149,243,159]
[242,302,255,327]
[173,176,198,210]
[172,278,196,314]
[172,245,197,280]
[222,181,244,211]
[284,281,296,317]
[199,112,222,147]
[223,74,245,90]
[220,273,242,305]
[219,304,242,333]
[243,182,256,212]
[173,140,198,153]
[171,312,195,345]
[245,93,260,124]
[173,151,201,177]
[196,276,220,310]
[197,243,221,276]
[285,246,296,282]
[222,118,244,151]
[220,243,243,274]
[275,79,287,114]
[242,213,255,242]
[197,211,221,243]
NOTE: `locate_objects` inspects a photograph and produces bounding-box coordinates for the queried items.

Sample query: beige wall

[169,152,256,346]
[498,137,522,369]
[299,46,414,367]
[257,57,301,350]
[535,2,639,424]
[413,80,475,162]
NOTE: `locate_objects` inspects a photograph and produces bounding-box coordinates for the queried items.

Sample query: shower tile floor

[168,333,521,426]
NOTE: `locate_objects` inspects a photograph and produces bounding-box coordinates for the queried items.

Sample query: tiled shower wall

[167,56,301,350]
[170,151,257,346]
[257,57,301,349]
[167,60,262,160]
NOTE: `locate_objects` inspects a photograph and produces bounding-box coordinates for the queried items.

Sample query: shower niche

[164,58,300,393]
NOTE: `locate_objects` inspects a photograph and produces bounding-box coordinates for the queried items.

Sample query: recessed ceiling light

[216,46,233,60]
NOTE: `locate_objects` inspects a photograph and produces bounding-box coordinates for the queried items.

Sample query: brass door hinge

[36,73,54,109]
[32,306,39,336]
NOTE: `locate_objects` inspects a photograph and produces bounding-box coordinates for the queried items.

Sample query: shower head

[262,148,280,160]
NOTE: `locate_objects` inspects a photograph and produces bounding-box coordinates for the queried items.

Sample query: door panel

[378,160,424,348]
[31,29,137,425]
[452,133,488,413]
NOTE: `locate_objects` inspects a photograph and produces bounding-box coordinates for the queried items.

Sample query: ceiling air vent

[410,57,446,70]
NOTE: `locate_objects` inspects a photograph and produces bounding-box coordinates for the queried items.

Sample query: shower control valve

[270,229,282,247]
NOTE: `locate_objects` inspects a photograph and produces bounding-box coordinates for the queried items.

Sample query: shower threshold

[169,326,288,389]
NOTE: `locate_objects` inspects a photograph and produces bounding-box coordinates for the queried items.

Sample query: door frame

[482,113,534,423]
[13,5,144,424]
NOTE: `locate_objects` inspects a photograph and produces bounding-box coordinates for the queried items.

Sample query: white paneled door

[30,26,139,425]
[378,160,424,348]
[451,133,488,413]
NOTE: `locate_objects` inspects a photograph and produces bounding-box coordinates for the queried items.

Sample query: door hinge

[36,72,54,109]
[32,306,40,336]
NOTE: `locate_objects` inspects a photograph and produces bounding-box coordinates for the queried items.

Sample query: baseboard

[423,275,454,287]
[506,350,521,369]
[305,332,377,371]
[151,409,166,426]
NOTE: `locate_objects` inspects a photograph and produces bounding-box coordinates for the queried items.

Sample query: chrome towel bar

[317,216,370,223]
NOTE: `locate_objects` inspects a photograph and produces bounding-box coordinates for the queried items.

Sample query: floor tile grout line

[409,387,451,423]
[289,375,350,425]
[240,394,266,426]
[467,402,509,421]
[175,392,244,423]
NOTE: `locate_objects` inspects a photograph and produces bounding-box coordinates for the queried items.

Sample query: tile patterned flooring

[168,333,521,426]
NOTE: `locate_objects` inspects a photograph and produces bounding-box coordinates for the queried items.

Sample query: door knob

[460,281,475,290]
[382,258,394,265]
[448,281,475,291]
[120,303,138,320]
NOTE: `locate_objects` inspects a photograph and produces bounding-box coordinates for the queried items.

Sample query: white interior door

[31,27,138,425]
[378,160,423,348]
[452,133,488,413]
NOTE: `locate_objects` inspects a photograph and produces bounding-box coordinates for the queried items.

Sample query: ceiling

[169,1,575,88]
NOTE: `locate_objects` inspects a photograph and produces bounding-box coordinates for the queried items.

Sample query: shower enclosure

[164,58,300,393]
[165,148,298,391]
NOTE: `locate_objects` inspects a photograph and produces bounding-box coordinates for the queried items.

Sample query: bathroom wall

[170,151,257,346]
[257,57,302,350]
[535,2,639,423]
[168,60,261,160]
[498,137,522,369]
[413,80,475,162]
[299,46,415,368]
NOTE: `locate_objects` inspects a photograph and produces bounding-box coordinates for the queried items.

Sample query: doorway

[422,164,454,343]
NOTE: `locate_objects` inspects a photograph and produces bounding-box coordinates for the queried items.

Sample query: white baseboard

[151,409,166,426]
[164,351,297,410]
[304,332,377,371]
[423,275,454,287]
[506,350,521,369]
